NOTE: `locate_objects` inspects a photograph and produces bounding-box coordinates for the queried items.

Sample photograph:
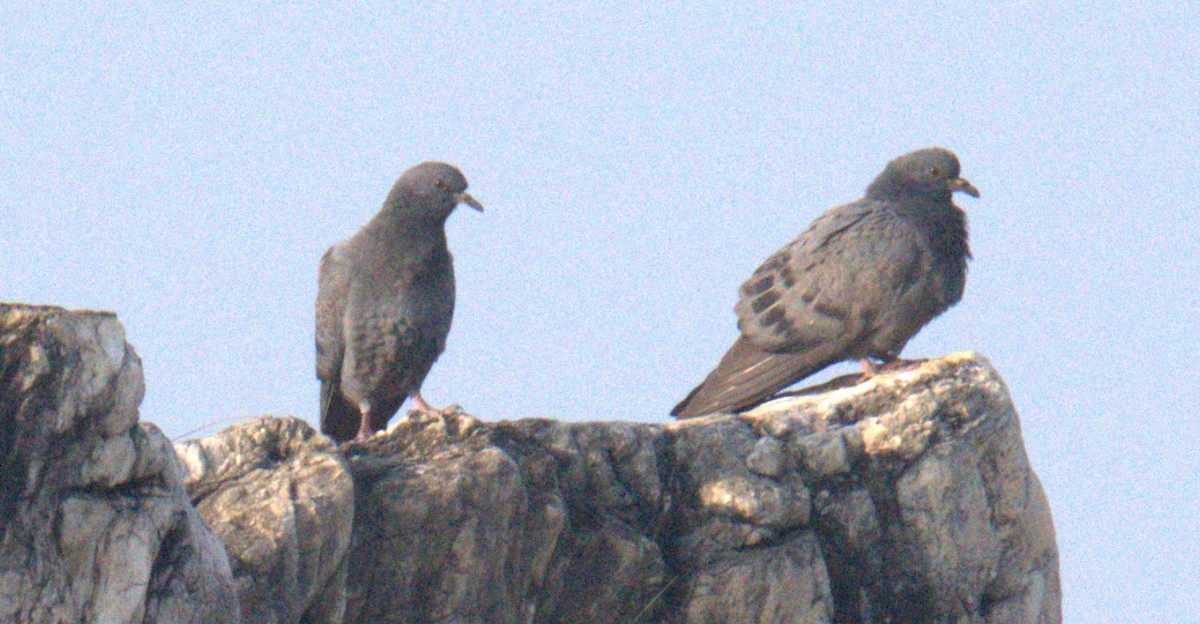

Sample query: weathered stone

[670,417,812,572]
[177,415,354,624]
[1,303,1060,624]
[746,435,786,477]
[177,351,1051,624]
[750,353,1060,623]
[680,532,833,624]
[793,429,852,477]
[541,520,666,624]
[498,417,669,623]
[345,422,543,623]
[0,304,239,624]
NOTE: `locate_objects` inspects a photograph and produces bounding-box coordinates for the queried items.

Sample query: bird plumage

[316,162,482,442]
[672,147,977,419]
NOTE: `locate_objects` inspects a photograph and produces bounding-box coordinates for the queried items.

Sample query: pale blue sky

[2,3,1196,620]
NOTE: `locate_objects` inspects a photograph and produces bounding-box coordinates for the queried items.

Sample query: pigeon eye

[434,179,448,190]
[929,166,942,177]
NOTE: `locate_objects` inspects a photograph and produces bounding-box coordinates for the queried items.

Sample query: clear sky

[2,3,1196,620]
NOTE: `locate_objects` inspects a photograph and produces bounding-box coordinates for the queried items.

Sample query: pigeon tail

[671,337,844,418]
[320,380,362,443]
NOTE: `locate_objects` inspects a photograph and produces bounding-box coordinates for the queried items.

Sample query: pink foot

[411,393,440,414]
[354,418,374,442]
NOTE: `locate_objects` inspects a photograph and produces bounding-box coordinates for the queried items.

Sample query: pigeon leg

[355,404,375,442]
[411,393,440,414]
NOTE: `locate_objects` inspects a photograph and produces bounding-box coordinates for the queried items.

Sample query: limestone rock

[318,352,1058,623]
[744,353,1061,623]
[177,415,354,624]
[1,301,1059,624]
[340,411,657,623]
[0,304,239,624]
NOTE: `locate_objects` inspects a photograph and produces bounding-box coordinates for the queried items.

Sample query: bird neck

[867,176,953,204]
[360,212,449,251]
[866,176,904,202]
[371,201,449,232]
[905,200,971,264]
[375,187,452,226]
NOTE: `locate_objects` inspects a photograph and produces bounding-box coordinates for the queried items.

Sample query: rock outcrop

[176,416,354,624]
[0,304,239,624]
[190,357,1059,624]
[1,304,1060,624]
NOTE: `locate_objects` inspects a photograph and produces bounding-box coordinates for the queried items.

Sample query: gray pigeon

[672,147,979,419]
[316,162,482,442]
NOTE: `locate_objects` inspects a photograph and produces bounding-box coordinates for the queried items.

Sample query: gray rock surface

[177,415,354,624]
[195,350,1054,623]
[2,303,1059,624]
[0,304,239,624]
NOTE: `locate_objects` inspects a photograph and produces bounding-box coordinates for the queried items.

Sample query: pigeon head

[867,147,980,202]
[384,161,484,222]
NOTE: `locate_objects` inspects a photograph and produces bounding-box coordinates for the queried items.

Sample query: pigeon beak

[949,177,980,198]
[456,191,484,212]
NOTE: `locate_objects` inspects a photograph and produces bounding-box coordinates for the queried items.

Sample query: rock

[0,301,1060,624]
[325,352,1055,623]
[680,532,833,624]
[176,415,354,624]
[219,409,670,624]
[749,353,1061,623]
[746,435,787,477]
[0,304,239,624]
[276,350,1051,623]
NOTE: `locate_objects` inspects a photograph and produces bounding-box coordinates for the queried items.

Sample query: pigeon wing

[316,242,359,440]
[736,200,929,354]
[673,200,931,418]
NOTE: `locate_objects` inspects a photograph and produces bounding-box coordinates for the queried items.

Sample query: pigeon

[672,147,979,419]
[316,162,483,442]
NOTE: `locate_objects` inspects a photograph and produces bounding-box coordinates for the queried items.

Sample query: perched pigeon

[672,147,979,419]
[316,162,483,442]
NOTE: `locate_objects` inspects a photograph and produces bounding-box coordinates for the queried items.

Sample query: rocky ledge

[1,304,1059,623]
